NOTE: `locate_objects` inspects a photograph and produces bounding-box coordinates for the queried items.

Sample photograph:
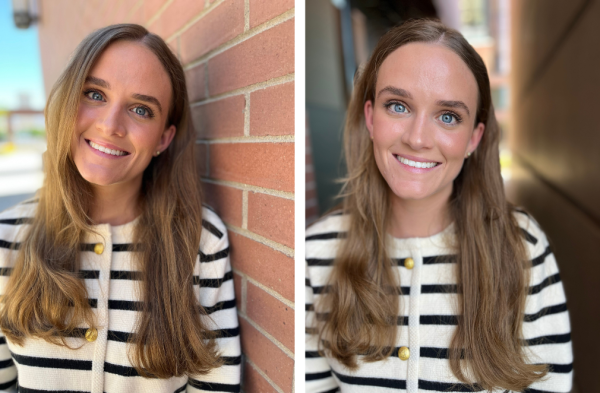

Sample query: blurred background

[306,0,599,392]
[0,0,46,211]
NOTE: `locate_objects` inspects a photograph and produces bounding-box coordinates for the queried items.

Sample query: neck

[388,185,453,239]
[89,178,142,226]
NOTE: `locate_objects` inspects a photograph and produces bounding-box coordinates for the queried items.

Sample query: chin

[76,166,122,187]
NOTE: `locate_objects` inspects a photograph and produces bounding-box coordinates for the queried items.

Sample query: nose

[96,104,126,137]
[400,112,433,151]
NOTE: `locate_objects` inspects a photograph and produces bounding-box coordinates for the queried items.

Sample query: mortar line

[202,135,295,144]
[125,0,144,21]
[200,178,294,200]
[162,0,226,41]
[145,0,175,27]
[245,358,286,393]
[240,314,295,359]
[190,73,294,106]
[243,92,250,136]
[244,0,250,31]
[242,190,248,229]
[225,225,294,257]
[246,276,295,309]
[182,9,295,69]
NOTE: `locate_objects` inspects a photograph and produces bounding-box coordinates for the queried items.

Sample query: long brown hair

[317,19,547,391]
[0,24,222,378]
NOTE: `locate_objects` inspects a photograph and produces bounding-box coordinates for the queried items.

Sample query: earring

[155,151,161,156]
[465,151,472,158]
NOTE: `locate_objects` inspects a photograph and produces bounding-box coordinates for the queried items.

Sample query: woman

[0,25,240,392]
[305,19,572,393]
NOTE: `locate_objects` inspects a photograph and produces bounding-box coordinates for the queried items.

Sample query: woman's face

[364,42,485,204]
[71,40,176,188]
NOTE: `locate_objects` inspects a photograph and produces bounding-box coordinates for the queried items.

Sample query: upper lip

[86,138,130,154]
[394,153,441,163]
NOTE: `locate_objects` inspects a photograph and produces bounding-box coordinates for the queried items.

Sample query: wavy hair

[316,19,547,391]
[0,24,221,378]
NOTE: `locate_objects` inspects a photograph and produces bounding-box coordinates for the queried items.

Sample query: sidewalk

[0,139,45,212]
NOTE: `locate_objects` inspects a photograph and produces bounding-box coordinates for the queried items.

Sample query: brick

[306,205,319,220]
[111,0,139,23]
[191,95,245,139]
[306,188,316,201]
[186,63,207,103]
[148,0,205,39]
[248,193,294,248]
[249,0,294,28]
[306,171,314,183]
[195,143,208,177]
[209,19,294,95]
[244,362,278,393]
[233,271,243,312]
[209,143,294,192]
[180,0,244,65]
[240,317,293,392]
[247,282,294,351]
[202,182,243,227]
[229,232,294,301]
[250,82,294,136]
[142,0,168,24]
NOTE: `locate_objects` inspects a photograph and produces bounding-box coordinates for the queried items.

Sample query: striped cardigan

[0,200,241,393]
[305,211,573,393]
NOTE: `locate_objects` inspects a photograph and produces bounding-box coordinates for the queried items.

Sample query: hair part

[0,24,222,378]
[317,18,547,391]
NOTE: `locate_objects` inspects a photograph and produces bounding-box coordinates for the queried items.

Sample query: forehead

[376,42,478,110]
[87,41,172,105]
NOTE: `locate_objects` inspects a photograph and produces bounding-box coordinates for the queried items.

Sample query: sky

[0,0,45,110]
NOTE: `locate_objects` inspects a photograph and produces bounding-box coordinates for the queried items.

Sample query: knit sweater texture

[305,211,573,393]
[0,200,241,393]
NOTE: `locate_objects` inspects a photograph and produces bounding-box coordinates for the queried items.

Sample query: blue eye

[393,103,406,113]
[134,107,148,116]
[440,113,458,124]
[85,90,104,101]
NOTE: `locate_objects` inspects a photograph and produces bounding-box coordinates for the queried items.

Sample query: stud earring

[155,151,161,156]
[465,151,472,158]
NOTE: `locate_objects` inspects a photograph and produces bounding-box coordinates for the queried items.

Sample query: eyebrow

[436,100,470,116]
[84,76,163,114]
[377,85,471,117]
[377,86,413,99]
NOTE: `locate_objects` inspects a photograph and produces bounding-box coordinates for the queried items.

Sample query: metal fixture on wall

[12,0,39,29]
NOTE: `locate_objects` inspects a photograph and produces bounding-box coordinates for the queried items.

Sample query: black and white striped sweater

[305,211,573,393]
[0,200,240,393]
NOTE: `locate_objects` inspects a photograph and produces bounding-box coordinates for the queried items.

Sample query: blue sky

[0,0,45,110]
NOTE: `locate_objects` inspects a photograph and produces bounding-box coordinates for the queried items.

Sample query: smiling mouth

[86,140,130,157]
[394,155,441,169]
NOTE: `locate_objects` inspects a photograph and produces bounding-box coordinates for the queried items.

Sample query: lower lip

[86,139,129,159]
[395,155,441,173]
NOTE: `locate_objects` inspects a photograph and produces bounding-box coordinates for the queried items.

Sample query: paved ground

[0,139,45,212]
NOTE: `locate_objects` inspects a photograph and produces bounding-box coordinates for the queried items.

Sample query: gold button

[94,243,104,255]
[398,346,410,360]
[404,257,414,270]
[85,327,98,342]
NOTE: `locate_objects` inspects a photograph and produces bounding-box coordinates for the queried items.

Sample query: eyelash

[383,100,463,125]
[83,89,155,119]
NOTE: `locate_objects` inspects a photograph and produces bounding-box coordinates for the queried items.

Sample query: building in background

[9,1,295,391]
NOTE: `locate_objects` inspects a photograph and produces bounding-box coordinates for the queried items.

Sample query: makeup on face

[364,42,484,204]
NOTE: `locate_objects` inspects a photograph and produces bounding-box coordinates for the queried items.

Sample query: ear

[467,122,485,154]
[364,100,374,139]
[157,124,176,153]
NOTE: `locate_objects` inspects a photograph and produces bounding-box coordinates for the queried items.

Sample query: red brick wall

[37,1,295,391]
[305,116,319,225]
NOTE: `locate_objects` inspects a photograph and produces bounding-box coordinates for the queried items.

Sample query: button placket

[406,241,423,393]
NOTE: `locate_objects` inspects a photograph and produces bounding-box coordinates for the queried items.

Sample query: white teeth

[89,141,126,156]
[397,156,438,169]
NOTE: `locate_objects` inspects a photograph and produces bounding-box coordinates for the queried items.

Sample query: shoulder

[512,208,551,261]
[199,205,229,255]
[0,198,38,220]
[306,210,349,240]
